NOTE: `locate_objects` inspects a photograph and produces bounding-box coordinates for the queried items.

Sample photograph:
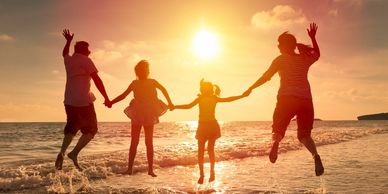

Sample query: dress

[195,95,221,141]
[125,79,167,126]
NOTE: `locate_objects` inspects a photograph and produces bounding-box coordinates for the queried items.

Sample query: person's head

[135,60,150,80]
[278,32,297,55]
[297,43,314,56]
[74,41,91,56]
[199,79,220,96]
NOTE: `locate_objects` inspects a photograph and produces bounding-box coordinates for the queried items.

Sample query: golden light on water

[193,29,220,59]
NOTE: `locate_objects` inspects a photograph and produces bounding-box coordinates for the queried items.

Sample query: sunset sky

[0,0,387,122]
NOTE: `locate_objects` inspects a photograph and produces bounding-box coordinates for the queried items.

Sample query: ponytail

[214,84,221,96]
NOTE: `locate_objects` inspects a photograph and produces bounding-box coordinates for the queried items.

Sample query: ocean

[0,121,387,193]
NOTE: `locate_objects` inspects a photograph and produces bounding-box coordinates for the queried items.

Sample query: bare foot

[67,152,82,171]
[314,154,324,176]
[269,141,279,163]
[209,172,215,182]
[148,171,157,177]
[55,153,64,170]
[197,175,204,184]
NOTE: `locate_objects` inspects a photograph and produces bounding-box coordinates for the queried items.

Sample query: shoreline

[3,133,388,193]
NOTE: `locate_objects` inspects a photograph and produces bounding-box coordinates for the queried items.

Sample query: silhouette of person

[172,79,248,184]
[55,29,111,171]
[106,60,173,177]
[243,23,324,176]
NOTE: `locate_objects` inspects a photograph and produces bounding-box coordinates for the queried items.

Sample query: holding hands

[104,99,112,108]
[242,89,252,97]
[168,103,175,111]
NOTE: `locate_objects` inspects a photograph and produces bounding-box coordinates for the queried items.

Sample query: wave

[1,123,387,192]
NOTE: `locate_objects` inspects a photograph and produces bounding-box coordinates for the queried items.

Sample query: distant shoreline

[357,113,388,120]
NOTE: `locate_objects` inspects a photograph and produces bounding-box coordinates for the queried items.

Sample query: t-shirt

[198,95,217,122]
[262,53,319,99]
[63,53,98,106]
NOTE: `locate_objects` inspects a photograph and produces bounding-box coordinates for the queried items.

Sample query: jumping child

[172,79,247,184]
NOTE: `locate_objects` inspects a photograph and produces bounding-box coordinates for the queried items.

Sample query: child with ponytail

[172,79,247,184]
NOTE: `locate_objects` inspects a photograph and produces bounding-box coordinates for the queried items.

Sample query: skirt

[124,99,168,126]
[196,120,221,141]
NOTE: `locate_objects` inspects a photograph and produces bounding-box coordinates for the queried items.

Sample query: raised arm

[62,29,74,57]
[307,23,320,58]
[90,72,110,106]
[174,98,199,109]
[110,83,133,106]
[154,80,174,108]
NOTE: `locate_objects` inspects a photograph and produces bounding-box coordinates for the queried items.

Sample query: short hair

[74,41,89,53]
[278,31,297,48]
[135,60,149,79]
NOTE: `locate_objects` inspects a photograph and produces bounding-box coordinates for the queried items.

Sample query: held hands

[243,88,252,97]
[62,29,74,42]
[307,23,318,39]
[168,103,175,111]
[104,99,112,108]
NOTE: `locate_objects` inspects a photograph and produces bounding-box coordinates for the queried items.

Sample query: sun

[193,29,220,59]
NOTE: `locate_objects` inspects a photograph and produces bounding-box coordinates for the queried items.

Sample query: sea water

[0,121,387,193]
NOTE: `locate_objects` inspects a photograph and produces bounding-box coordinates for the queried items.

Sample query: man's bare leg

[55,133,75,170]
[67,133,94,171]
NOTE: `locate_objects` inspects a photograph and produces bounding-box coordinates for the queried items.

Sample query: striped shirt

[262,53,319,99]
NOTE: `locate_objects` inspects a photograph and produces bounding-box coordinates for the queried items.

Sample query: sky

[0,0,387,122]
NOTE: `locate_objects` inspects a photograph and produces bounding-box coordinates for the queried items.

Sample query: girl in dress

[172,79,247,184]
[108,60,173,177]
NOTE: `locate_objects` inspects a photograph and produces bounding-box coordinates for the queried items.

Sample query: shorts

[196,120,221,141]
[64,103,98,136]
[272,95,314,140]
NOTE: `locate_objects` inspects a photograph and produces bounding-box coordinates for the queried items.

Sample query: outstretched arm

[243,60,279,96]
[154,80,174,108]
[62,29,74,57]
[90,72,110,106]
[174,98,199,109]
[307,23,320,58]
[243,77,268,96]
[217,93,248,103]
[110,83,133,106]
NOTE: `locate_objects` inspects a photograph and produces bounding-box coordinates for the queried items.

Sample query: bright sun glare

[193,29,220,59]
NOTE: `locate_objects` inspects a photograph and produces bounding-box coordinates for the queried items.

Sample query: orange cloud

[334,0,363,7]
[91,40,150,66]
[0,34,14,41]
[251,5,307,30]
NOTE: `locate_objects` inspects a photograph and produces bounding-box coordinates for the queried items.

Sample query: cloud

[0,34,14,41]
[92,49,123,64]
[334,0,363,7]
[328,9,339,17]
[251,5,307,30]
[91,40,150,66]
